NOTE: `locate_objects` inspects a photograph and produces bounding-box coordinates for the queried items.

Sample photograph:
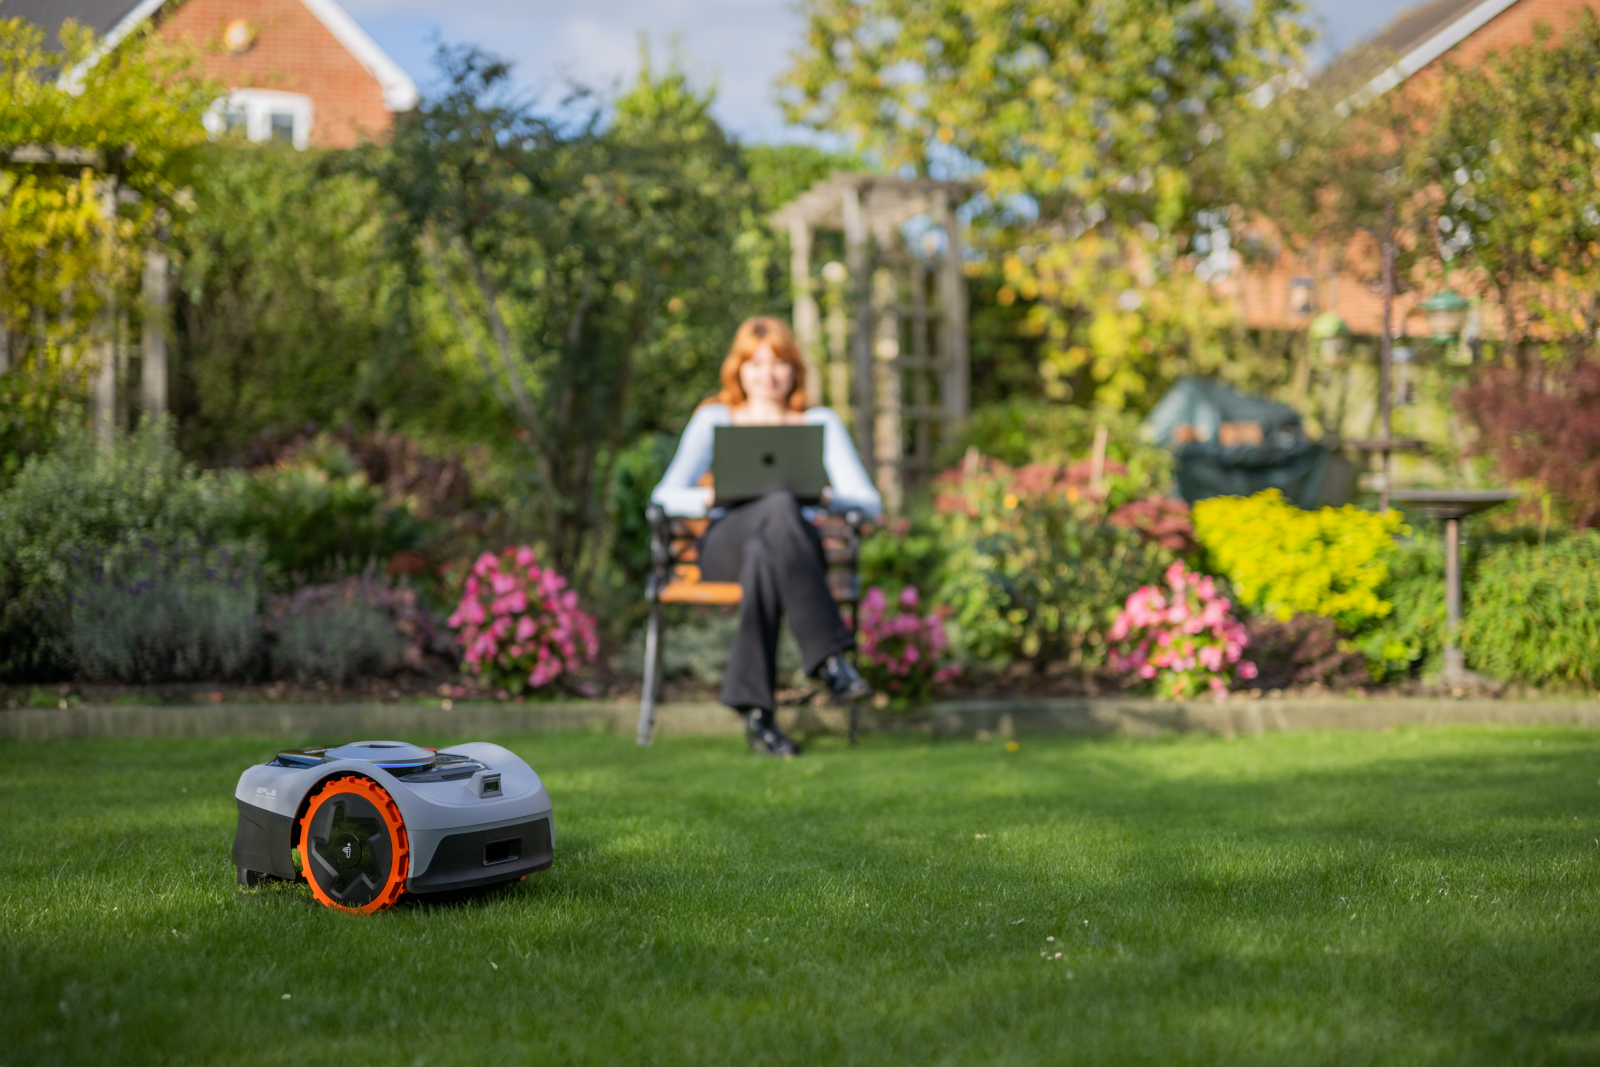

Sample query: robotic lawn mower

[231,740,553,913]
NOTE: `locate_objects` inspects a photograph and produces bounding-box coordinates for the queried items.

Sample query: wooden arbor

[1,145,171,447]
[770,174,979,513]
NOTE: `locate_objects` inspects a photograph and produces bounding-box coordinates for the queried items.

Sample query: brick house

[1233,0,1600,335]
[10,0,417,148]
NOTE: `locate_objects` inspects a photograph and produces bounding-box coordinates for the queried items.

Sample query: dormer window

[203,90,314,150]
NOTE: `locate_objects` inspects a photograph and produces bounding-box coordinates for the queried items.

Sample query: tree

[172,146,409,463]
[383,45,758,580]
[0,17,217,478]
[780,0,1312,410]
[1425,12,1600,357]
[1427,13,1600,525]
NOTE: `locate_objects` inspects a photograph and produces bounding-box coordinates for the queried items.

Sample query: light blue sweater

[650,404,883,519]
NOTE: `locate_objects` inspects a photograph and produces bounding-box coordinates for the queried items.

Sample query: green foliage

[742,143,859,214]
[966,263,1045,407]
[1214,39,1419,273]
[0,17,217,325]
[172,147,416,463]
[947,399,1171,505]
[62,546,261,683]
[781,0,1310,222]
[265,587,404,686]
[1352,535,1447,681]
[0,17,219,475]
[235,438,424,585]
[931,463,1172,669]
[1194,490,1407,631]
[604,433,676,589]
[779,0,1310,410]
[859,516,946,609]
[1426,12,1600,337]
[1463,533,1600,688]
[0,418,254,680]
[386,44,758,583]
[1002,232,1242,412]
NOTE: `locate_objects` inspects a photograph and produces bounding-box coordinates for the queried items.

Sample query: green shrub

[1193,489,1406,631]
[236,436,424,583]
[264,576,453,686]
[63,545,261,682]
[859,515,947,607]
[931,460,1172,669]
[0,419,254,681]
[946,400,1172,508]
[605,433,677,589]
[1463,533,1600,688]
[1352,535,1447,681]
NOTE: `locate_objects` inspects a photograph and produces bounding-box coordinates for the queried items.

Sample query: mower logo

[255,786,278,798]
[342,841,353,859]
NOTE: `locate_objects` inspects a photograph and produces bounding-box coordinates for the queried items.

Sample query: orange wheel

[298,775,410,914]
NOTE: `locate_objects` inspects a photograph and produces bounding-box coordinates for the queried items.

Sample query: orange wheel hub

[297,775,410,913]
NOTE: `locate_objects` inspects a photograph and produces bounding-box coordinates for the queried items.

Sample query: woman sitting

[651,316,880,755]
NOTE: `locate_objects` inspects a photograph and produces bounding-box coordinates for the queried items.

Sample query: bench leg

[848,699,859,748]
[637,599,664,746]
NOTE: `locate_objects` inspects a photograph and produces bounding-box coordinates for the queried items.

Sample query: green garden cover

[1144,377,1329,508]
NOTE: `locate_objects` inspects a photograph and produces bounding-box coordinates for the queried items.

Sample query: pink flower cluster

[1108,561,1258,700]
[857,586,961,708]
[446,546,598,693]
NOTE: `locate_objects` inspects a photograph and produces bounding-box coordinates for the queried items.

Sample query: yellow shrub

[1192,490,1407,630]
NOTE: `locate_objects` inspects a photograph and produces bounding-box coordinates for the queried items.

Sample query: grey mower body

[232,740,553,909]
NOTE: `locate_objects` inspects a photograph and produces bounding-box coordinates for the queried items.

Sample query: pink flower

[899,586,921,609]
[1239,660,1259,680]
[515,546,535,568]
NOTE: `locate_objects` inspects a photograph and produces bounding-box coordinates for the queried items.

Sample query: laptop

[711,425,827,507]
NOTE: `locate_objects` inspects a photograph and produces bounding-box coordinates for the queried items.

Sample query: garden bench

[636,503,866,747]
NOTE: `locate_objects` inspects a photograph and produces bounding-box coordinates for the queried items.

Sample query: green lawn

[2,726,1598,1066]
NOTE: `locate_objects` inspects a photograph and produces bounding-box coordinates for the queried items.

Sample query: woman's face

[739,342,795,406]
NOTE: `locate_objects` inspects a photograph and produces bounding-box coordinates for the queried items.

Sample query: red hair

[704,317,809,412]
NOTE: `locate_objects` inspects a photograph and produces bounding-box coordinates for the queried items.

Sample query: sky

[341,0,1423,144]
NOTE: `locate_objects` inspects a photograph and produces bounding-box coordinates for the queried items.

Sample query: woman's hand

[704,486,716,508]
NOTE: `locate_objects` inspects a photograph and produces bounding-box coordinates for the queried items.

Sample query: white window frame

[203,90,314,150]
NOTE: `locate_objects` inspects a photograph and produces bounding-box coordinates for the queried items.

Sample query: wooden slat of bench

[659,581,744,605]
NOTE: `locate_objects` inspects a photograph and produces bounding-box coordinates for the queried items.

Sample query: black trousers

[698,491,854,713]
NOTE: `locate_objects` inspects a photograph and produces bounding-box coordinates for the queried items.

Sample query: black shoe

[745,709,801,756]
[817,653,872,704]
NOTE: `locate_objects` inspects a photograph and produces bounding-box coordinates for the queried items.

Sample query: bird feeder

[1420,288,1470,342]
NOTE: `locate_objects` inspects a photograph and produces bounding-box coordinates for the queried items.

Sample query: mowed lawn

[3,725,1599,1066]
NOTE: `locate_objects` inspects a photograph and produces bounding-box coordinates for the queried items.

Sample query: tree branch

[453,234,541,440]
[420,227,519,420]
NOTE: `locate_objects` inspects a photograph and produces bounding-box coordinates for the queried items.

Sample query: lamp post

[1378,199,1396,512]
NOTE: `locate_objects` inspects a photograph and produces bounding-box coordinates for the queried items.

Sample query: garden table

[1386,489,1520,685]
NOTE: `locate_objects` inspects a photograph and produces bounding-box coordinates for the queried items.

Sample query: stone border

[3,695,1599,741]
